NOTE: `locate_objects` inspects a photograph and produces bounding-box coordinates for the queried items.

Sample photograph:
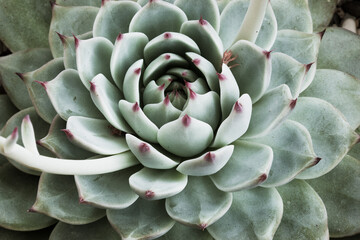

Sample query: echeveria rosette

[0,0,360,239]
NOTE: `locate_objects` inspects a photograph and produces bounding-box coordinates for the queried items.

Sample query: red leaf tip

[90,81,96,92]
[257,174,267,183]
[305,62,315,73]
[192,58,201,65]
[164,54,171,60]
[164,32,172,39]
[204,152,215,162]
[182,114,191,127]
[318,29,326,40]
[290,99,297,109]
[263,50,273,59]
[15,72,24,80]
[11,127,18,139]
[134,67,141,75]
[35,81,47,90]
[199,16,207,25]
[73,34,79,49]
[132,102,140,112]
[234,101,243,113]
[164,94,170,106]
[199,223,207,231]
[216,72,226,81]
[27,207,37,213]
[189,88,196,99]
[61,129,74,139]
[116,33,123,41]
[145,190,155,199]
[139,142,150,153]
[56,31,66,44]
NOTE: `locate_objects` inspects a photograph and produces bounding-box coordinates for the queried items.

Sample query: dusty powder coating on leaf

[0,0,359,239]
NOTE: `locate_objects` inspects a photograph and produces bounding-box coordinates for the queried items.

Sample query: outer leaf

[317,27,360,80]
[107,198,175,239]
[46,69,103,120]
[32,173,105,225]
[61,32,92,70]
[55,0,100,7]
[0,163,56,231]
[271,0,313,33]
[0,226,52,240]
[0,95,17,130]
[210,140,273,191]
[23,57,65,123]
[49,5,99,58]
[175,0,220,32]
[39,115,94,159]
[49,218,120,240]
[244,85,294,139]
[75,166,139,210]
[228,40,271,103]
[0,0,51,51]
[289,97,359,179]
[93,1,141,42]
[66,116,129,155]
[207,187,283,240]
[129,168,187,200]
[166,176,232,229]
[129,0,187,40]
[0,48,53,109]
[308,0,336,32]
[301,69,360,129]
[274,180,329,240]
[76,37,114,90]
[219,0,277,50]
[308,155,360,237]
[252,120,318,187]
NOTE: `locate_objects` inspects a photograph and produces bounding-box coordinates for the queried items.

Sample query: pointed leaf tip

[34,80,47,89]
[192,58,201,65]
[216,73,226,81]
[204,152,215,162]
[61,129,74,139]
[263,50,272,59]
[318,29,326,40]
[234,101,243,113]
[145,190,155,199]
[199,223,207,231]
[23,114,30,122]
[182,114,191,127]
[164,32,172,39]
[56,32,66,44]
[257,173,268,184]
[11,127,18,139]
[49,1,56,9]
[73,35,79,49]
[305,62,315,73]
[15,72,24,80]
[199,16,207,25]
[134,68,141,75]
[116,33,123,41]
[89,81,96,92]
[139,142,150,153]
[290,98,297,109]
[132,102,140,112]
[27,207,37,213]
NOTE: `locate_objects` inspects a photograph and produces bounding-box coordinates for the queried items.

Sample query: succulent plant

[0,0,360,239]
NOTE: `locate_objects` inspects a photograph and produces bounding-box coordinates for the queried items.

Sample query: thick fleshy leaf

[167,68,198,82]
[182,90,220,130]
[301,69,360,130]
[186,52,219,93]
[0,0,51,51]
[181,19,223,72]
[39,115,94,159]
[93,1,141,42]
[1,107,52,175]
[0,95,17,130]
[75,166,139,210]
[308,0,336,32]
[90,74,132,132]
[126,134,179,169]
[143,97,182,128]
[211,94,251,148]
[166,176,232,229]
[267,52,307,98]
[0,48,52,109]
[107,198,175,239]
[307,155,360,237]
[129,0,187,40]
[317,27,360,80]
[289,97,359,179]
[110,32,148,90]
[143,53,188,86]
[143,80,165,105]
[49,5,99,58]
[244,85,294,139]
[274,180,329,239]
[175,0,220,32]
[210,140,273,191]
[32,173,105,224]
[76,37,114,90]
[61,32,93,70]
[22,58,64,123]
[144,32,200,64]
[129,168,187,200]
[157,115,213,157]
[49,218,120,240]
[119,100,159,143]
[123,59,144,104]
[159,223,213,240]
[228,40,271,103]
[252,120,317,187]
[219,0,277,50]
[0,163,56,231]
[177,145,233,176]
[271,0,313,33]
[218,64,240,120]
[46,69,103,120]
[207,187,283,240]
[66,116,129,155]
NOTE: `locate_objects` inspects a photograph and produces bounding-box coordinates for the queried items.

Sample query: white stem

[0,136,139,175]
[232,0,269,45]
[21,115,39,154]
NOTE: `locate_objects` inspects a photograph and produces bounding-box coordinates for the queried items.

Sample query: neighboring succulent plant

[0,0,360,239]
